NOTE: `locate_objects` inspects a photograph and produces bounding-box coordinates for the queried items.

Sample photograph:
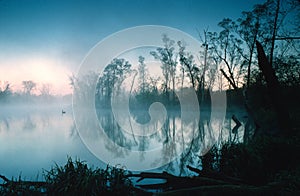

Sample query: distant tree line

[0,80,64,104]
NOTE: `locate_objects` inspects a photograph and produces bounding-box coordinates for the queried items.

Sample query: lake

[0,103,247,181]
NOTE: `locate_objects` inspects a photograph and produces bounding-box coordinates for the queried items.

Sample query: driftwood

[155,182,287,195]
[232,115,242,134]
[126,168,289,194]
[126,171,175,182]
[126,165,249,191]
[126,171,231,190]
[186,165,246,185]
[0,175,9,182]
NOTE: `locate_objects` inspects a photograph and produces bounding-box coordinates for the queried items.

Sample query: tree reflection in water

[93,106,245,175]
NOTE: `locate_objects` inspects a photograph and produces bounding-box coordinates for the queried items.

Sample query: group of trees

[92,33,211,109]
[0,80,55,103]
[69,0,298,143]
[91,0,299,111]
[206,0,299,90]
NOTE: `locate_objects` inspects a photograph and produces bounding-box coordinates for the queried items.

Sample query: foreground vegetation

[1,131,299,195]
[0,158,147,196]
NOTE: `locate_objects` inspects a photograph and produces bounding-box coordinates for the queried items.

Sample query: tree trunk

[256,41,291,135]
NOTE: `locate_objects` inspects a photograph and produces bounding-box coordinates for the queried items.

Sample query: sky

[0,0,265,95]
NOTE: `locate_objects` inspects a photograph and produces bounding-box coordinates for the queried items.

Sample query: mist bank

[0,93,72,106]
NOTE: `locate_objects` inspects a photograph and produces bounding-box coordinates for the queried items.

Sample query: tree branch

[220,69,238,90]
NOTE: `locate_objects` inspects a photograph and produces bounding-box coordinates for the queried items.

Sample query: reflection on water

[0,104,247,179]
[95,108,247,174]
[0,105,104,181]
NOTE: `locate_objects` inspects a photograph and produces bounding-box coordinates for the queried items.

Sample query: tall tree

[252,0,299,64]
[96,58,132,106]
[137,56,148,94]
[235,10,260,88]
[150,34,177,104]
[178,41,199,90]
[208,19,245,89]
[70,71,99,102]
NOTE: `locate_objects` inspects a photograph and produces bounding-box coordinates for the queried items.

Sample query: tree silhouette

[39,83,52,97]
[22,80,36,95]
[137,56,149,94]
[150,34,177,104]
[178,41,199,89]
[96,58,132,107]
[207,21,245,89]
[0,81,11,102]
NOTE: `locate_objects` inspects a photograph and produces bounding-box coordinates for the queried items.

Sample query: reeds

[1,157,137,195]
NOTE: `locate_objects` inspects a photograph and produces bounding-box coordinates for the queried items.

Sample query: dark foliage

[201,133,300,191]
[0,158,142,196]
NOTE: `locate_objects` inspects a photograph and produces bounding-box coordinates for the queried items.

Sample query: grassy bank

[0,157,148,196]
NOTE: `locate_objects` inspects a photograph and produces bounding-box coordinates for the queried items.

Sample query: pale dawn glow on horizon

[0,55,72,95]
[0,0,266,96]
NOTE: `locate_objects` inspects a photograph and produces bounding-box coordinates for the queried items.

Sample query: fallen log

[155,182,288,196]
[186,165,246,185]
[0,175,9,182]
[128,172,288,195]
[126,171,175,181]
[127,171,233,191]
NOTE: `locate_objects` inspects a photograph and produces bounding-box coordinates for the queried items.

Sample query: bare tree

[22,80,36,95]
[137,56,149,94]
[150,34,177,104]
[207,19,245,89]
[39,83,52,97]
[178,41,199,89]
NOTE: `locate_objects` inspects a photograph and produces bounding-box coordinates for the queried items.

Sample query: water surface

[0,104,247,180]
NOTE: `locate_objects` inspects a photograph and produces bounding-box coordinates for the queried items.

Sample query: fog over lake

[0,101,247,180]
[0,103,104,181]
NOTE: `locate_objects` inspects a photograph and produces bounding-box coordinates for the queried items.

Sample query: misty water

[0,104,104,181]
[0,103,247,181]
